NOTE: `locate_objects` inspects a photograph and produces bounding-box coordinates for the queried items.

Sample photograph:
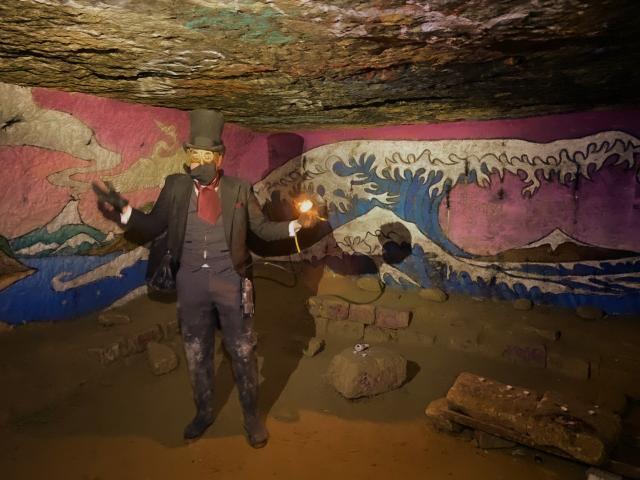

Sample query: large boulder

[327,346,407,399]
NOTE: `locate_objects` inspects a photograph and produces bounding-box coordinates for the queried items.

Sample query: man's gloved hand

[92,181,129,223]
[92,181,129,213]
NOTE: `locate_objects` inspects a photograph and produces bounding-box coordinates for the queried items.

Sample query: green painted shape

[184,6,294,45]
[0,235,15,258]
[10,224,108,255]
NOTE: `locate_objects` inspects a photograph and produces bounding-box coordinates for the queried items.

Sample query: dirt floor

[0,264,635,480]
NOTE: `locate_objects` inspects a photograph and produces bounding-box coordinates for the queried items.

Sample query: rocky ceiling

[1,1,639,130]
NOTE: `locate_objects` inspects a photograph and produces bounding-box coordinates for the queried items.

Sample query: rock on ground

[327,346,407,399]
[303,337,325,357]
[147,341,179,376]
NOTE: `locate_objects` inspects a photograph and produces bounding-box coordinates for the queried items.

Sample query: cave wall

[1,82,640,324]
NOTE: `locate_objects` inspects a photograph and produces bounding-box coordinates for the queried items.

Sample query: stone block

[547,352,591,380]
[356,276,381,292]
[303,337,325,357]
[98,312,131,327]
[474,430,516,449]
[419,287,448,303]
[159,318,180,340]
[502,343,546,368]
[576,305,605,320]
[446,372,539,434]
[425,398,463,433]
[364,325,396,344]
[528,390,621,465]
[314,317,329,336]
[147,341,179,375]
[89,338,126,365]
[307,296,323,317]
[396,329,435,346]
[322,298,350,320]
[375,307,411,329]
[512,298,533,311]
[327,346,407,399]
[327,320,364,340]
[129,325,163,353]
[348,304,375,325]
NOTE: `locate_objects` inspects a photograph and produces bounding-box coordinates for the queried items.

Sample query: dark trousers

[176,266,259,420]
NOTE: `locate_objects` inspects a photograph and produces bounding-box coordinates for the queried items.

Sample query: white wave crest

[51,246,148,292]
[254,131,640,210]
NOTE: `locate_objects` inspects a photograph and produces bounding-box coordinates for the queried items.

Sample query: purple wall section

[1,81,639,323]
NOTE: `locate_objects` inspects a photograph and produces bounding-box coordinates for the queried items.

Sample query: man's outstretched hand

[92,181,129,223]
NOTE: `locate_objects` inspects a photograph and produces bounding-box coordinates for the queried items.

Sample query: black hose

[252,258,386,305]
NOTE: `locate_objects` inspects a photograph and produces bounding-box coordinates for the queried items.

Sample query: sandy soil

[0,264,620,480]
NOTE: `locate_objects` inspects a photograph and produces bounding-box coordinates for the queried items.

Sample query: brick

[547,352,590,380]
[348,304,375,325]
[159,319,180,340]
[322,298,350,320]
[129,325,162,353]
[314,317,329,336]
[375,307,411,329]
[364,325,396,344]
[88,338,126,365]
[327,320,364,340]
[502,343,546,368]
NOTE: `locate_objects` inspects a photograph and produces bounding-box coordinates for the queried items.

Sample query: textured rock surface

[327,346,407,399]
[446,372,622,465]
[1,1,638,130]
[146,341,179,375]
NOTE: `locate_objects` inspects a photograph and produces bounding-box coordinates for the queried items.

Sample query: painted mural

[254,129,640,314]
[1,81,640,324]
[0,82,190,324]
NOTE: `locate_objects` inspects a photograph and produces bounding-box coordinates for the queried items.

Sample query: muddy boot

[243,414,269,449]
[183,409,214,441]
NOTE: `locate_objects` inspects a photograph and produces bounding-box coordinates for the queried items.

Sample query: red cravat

[196,178,221,225]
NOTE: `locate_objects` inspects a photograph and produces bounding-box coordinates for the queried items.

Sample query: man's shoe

[183,412,214,441]
[244,416,269,449]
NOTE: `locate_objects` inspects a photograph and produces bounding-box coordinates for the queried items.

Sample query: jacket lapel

[220,175,240,246]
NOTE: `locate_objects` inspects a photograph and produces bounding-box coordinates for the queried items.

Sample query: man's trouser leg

[177,268,216,420]
[208,269,259,420]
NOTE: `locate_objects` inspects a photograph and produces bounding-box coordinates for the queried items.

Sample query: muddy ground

[0,264,634,480]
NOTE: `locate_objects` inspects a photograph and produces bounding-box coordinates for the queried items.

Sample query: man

[96,109,302,448]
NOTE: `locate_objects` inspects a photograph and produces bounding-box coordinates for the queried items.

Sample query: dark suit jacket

[127,173,290,276]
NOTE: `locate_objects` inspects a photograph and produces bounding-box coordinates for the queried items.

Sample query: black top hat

[184,109,225,153]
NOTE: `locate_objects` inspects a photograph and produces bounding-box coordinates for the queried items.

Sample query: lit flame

[298,199,313,213]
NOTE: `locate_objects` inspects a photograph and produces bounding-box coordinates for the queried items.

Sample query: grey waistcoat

[180,190,234,273]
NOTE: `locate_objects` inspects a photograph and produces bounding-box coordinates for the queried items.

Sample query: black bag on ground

[145,232,178,294]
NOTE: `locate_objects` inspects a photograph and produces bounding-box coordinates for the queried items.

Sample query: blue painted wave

[0,254,147,324]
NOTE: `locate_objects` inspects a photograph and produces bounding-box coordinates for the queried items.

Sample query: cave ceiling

[0,0,639,130]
